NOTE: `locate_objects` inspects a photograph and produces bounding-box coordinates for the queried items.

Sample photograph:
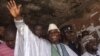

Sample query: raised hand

[7,0,21,18]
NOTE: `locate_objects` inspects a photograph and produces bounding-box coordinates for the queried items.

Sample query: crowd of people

[0,0,100,56]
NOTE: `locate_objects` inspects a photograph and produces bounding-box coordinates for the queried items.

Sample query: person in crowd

[48,23,78,56]
[32,23,46,38]
[81,35,100,56]
[0,24,5,43]
[6,0,78,56]
[81,30,90,38]
[0,24,16,56]
[7,0,51,56]
[60,24,81,56]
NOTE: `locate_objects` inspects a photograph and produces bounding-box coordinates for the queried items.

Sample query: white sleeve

[14,18,40,56]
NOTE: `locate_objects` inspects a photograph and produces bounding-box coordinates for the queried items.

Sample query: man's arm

[7,0,28,32]
[7,1,40,56]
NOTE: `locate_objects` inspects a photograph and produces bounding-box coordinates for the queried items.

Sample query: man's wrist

[14,16,23,21]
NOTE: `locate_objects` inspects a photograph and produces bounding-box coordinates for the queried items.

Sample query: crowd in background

[0,0,100,56]
[0,19,100,56]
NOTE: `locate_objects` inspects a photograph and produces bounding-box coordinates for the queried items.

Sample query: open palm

[7,0,21,18]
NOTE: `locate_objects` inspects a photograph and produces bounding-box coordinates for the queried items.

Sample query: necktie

[51,44,60,56]
[60,44,69,56]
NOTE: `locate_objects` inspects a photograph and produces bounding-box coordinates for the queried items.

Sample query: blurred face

[64,30,76,41]
[34,25,44,37]
[6,39,15,49]
[5,33,15,49]
[85,39,98,53]
[48,29,60,43]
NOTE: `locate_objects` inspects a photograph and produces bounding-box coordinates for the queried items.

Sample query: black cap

[60,24,74,33]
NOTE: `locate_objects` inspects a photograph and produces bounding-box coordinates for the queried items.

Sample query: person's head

[81,30,90,38]
[60,24,76,42]
[0,25,5,41]
[4,24,17,49]
[82,35,98,54]
[48,23,61,43]
[33,24,45,37]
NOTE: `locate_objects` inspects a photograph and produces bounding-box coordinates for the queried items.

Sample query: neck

[51,41,60,44]
[63,38,70,43]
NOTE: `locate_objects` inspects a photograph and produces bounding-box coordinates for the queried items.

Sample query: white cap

[48,23,60,32]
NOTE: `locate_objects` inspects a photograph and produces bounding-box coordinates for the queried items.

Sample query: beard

[86,45,98,54]
[49,36,60,43]
[91,47,98,53]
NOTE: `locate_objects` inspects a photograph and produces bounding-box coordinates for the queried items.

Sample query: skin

[5,39,15,49]
[4,26,16,49]
[85,39,98,55]
[64,29,76,43]
[7,0,22,20]
[34,25,44,37]
[48,29,61,43]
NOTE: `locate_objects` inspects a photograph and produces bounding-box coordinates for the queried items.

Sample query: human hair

[4,23,17,41]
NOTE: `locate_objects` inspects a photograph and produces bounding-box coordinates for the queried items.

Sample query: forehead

[49,29,59,33]
[36,26,43,28]
[89,39,97,42]
[5,34,15,41]
[5,32,16,41]
[35,25,43,29]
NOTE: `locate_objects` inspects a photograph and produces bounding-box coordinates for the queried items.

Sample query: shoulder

[40,38,51,45]
[97,50,100,55]
[82,52,89,56]
[63,43,78,56]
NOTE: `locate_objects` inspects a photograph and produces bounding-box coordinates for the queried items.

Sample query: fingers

[7,0,16,8]
[18,5,22,9]
[10,0,14,7]
[12,0,16,7]
[7,4,10,11]
[7,2,11,9]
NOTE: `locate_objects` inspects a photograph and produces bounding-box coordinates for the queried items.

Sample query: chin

[93,48,98,51]
[50,40,57,43]
[8,45,14,49]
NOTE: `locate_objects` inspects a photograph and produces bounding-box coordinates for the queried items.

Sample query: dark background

[0,0,100,29]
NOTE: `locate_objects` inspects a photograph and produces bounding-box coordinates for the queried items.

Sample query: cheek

[88,43,96,48]
[49,34,59,40]
[50,35,57,39]
[65,33,73,36]
[7,41,15,46]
